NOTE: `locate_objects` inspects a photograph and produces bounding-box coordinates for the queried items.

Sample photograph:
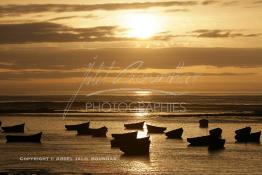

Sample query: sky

[0,0,262,94]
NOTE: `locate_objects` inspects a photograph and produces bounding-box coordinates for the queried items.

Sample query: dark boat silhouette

[235,133,250,143]
[111,131,138,147]
[187,135,210,146]
[6,132,42,143]
[2,123,25,133]
[119,136,150,155]
[165,128,183,139]
[199,119,208,128]
[65,122,90,131]
[235,127,251,135]
[235,130,261,143]
[124,121,144,129]
[209,128,222,138]
[112,131,138,139]
[249,131,261,143]
[208,138,225,150]
[188,127,226,148]
[77,126,108,137]
[146,124,166,133]
[187,135,226,149]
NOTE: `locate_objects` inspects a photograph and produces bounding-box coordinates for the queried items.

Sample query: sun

[124,13,158,39]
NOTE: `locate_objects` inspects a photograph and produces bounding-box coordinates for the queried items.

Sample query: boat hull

[111,131,138,147]
[2,123,25,133]
[6,132,42,143]
[199,119,209,128]
[124,122,144,130]
[77,126,108,137]
[165,128,183,139]
[119,137,150,155]
[146,124,166,133]
[208,138,225,150]
[65,122,89,131]
[187,136,210,146]
[235,131,261,143]
[235,127,251,135]
[209,128,222,138]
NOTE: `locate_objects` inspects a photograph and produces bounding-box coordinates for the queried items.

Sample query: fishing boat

[112,131,138,140]
[235,131,261,143]
[235,127,251,135]
[199,119,209,128]
[146,124,166,133]
[235,133,250,143]
[65,122,90,131]
[111,131,138,147]
[249,131,261,143]
[208,138,225,150]
[187,135,210,146]
[2,123,25,133]
[187,135,226,148]
[119,136,150,155]
[124,121,144,130]
[77,126,108,137]
[6,132,42,143]
[165,128,183,139]
[209,128,222,138]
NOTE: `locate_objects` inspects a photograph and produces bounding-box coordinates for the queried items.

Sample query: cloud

[222,1,239,6]
[47,14,97,21]
[165,9,189,12]
[0,1,198,16]
[202,0,219,5]
[0,22,120,44]
[191,29,260,38]
[0,47,262,71]
[0,22,173,44]
[254,0,262,4]
[0,70,255,80]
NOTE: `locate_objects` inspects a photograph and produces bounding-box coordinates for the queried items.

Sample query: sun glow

[124,13,158,39]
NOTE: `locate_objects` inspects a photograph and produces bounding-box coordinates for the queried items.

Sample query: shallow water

[0,115,261,174]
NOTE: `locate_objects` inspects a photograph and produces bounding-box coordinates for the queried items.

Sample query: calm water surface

[0,115,261,174]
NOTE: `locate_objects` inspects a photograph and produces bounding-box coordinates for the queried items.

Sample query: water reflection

[120,155,152,173]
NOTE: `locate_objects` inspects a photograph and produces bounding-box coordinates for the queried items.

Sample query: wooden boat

[124,121,144,129]
[6,132,42,143]
[235,127,251,135]
[199,119,208,128]
[208,138,225,150]
[112,131,138,139]
[165,128,183,139]
[119,136,150,155]
[2,123,25,133]
[77,126,108,137]
[209,128,222,138]
[146,124,166,133]
[111,131,138,147]
[235,131,261,143]
[188,135,226,149]
[235,133,250,143]
[249,131,261,143]
[65,122,90,131]
[187,135,210,146]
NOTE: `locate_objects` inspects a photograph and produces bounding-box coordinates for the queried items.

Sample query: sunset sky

[0,0,262,94]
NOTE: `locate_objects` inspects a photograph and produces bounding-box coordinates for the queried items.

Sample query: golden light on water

[135,112,149,117]
[124,13,158,39]
[135,90,152,96]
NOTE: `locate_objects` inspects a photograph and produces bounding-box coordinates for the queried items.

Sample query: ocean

[0,94,261,174]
